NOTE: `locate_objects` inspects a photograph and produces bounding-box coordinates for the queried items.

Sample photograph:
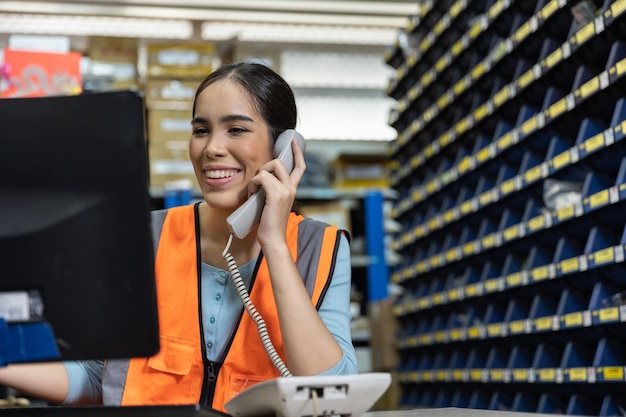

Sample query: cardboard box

[147,108,192,147]
[333,153,391,189]
[368,298,399,371]
[300,202,352,235]
[148,142,198,192]
[147,43,216,79]
[144,79,199,111]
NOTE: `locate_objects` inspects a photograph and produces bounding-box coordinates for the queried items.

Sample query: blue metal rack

[386,0,626,414]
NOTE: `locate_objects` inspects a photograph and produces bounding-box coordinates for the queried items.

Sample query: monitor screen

[0,90,159,362]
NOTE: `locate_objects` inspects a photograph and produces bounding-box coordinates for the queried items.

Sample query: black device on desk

[0,90,159,362]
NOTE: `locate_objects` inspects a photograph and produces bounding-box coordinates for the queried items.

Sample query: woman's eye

[192,127,209,135]
[229,127,247,135]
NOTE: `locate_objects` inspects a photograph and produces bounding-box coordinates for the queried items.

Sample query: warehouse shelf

[387,0,626,413]
[389,0,626,193]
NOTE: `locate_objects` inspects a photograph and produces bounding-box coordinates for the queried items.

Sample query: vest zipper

[207,361,216,382]
[200,360,220,406]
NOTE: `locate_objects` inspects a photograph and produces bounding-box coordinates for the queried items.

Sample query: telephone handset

[226,129,306,240]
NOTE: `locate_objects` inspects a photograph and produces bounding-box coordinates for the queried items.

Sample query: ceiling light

[201,22,398,45]
[0,1,408,28]
[0,13,192,39]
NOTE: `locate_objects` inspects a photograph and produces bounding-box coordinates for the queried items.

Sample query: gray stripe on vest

[296,218,327,296]
[151,209,168,259]
[102,358,131,405]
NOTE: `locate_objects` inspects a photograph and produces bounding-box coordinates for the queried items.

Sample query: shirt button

[215,294,222,301]
[209,316,215,324]
[207,342,213,349]
[220,271,228,279]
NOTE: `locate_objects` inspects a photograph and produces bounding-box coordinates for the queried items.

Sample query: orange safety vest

[102,203,346,412]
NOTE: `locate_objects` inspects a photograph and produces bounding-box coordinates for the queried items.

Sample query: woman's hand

[250,139,306,250]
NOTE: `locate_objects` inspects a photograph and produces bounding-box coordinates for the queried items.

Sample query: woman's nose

[204,136,227,158]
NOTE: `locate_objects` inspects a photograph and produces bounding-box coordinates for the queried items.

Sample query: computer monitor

[0,90,159,363]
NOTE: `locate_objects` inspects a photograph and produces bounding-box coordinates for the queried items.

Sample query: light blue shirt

[63,234,357,404]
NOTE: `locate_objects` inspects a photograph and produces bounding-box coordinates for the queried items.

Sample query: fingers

[251,139,306,193]
[289,138,306,184]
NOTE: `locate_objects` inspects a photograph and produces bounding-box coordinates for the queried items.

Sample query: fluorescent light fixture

[0,1,408,28]
[201,22,398,45]
[0,13,192,39]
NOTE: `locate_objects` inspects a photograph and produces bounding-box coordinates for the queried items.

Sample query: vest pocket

[148,336,196,375]
[227,373,265,401]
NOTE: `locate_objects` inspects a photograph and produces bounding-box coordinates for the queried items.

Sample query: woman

[0,61,357,412]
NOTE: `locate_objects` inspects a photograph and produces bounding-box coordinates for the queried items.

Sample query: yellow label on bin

[544,47,563,69]
[548,98,567,119]
[584,133,605,153]
[538,368,556,381]
[575,22,595,46]
[612,0,626,17]
[470,370,483,381]
[579,77,600,99]
[564,312,583,327]
[494,87,510,107]
[521,116,538,136]
[541,0,559,19]
[594,247,614,264]
[489,0,504,19]
[552,149,571,170]
[528,215,545,231]
[598,307,619,322]
[560,257,579,274]
[468,327,480,339]
[510,320,525,334]
[524,165,542,183]
[535,317,553,330]
[518,69,535,89]
[471,63,486,80]
[506,272,522,287]
[512,369,528,381]
[556,205,575,221]
[514,21,531,42]
[601,366,624,380]
[589,189,609,208]
[491,369,505,381]
[568,368,587,381]
[532,266,549,281]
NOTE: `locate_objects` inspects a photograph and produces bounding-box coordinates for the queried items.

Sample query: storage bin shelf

[388,0,626,414]
[389,0,579,157]
[391,116,626,256]
[391,41,626,210]
[387,0,496,102]
[390,2,626,190]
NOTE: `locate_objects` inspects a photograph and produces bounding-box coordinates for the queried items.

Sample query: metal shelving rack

[385,0,626,414]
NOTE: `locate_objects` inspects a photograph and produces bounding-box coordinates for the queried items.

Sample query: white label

[0,291,30,321]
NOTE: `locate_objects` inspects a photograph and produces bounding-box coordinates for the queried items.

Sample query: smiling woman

[0,61,358,414]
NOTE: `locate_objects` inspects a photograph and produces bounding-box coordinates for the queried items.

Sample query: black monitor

[0,90,159,363]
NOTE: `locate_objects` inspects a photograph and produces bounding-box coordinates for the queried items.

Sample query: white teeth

[206,169,237,179]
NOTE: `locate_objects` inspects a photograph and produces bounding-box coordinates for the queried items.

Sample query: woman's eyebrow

[191,114,254,124]
[220,114,254,123]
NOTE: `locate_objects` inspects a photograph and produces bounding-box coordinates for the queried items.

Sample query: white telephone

[226,129,306,240]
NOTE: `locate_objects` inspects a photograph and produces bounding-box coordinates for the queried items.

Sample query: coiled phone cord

[222,234,293,378]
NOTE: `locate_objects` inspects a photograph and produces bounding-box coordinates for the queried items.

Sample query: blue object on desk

[0,318,60,366]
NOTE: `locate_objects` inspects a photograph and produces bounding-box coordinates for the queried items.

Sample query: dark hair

[192,61,297,141]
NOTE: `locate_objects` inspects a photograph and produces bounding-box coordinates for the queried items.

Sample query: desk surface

[366,408,577,417]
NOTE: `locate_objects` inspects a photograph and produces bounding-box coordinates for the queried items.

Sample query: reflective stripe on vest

[102,204,344,412]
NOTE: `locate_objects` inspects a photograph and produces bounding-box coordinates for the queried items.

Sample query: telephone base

[224,372,391,417]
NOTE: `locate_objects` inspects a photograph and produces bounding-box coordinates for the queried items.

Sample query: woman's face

[189,79,274,212]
